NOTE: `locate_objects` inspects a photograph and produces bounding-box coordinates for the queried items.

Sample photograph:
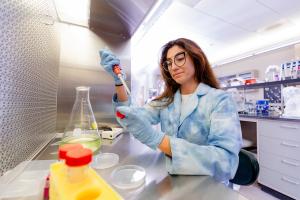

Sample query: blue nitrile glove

[99,49,126,85]
[116,106,165,149]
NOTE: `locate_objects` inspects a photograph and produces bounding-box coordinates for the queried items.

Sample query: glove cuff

[113,73,126,85]
[148,130,165,150]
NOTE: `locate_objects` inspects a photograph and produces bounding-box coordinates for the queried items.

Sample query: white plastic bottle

[281,63,285,80]
[291,61,297,79]
[297,60,300,79]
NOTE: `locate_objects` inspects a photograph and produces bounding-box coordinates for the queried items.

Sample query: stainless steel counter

[35,132,247,200]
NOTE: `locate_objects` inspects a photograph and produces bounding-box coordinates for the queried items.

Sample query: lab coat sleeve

[168,92,242,181]
[142,101,163,125]
[112,93,131,108]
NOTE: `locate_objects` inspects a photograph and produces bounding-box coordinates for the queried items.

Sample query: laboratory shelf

[222,78,300,90]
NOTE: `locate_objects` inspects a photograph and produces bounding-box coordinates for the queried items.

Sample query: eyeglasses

[162,51,186,72]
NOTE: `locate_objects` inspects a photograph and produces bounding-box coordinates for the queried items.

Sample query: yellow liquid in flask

[61,134,101,154]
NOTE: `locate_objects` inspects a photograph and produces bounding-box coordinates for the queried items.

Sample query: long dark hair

[153,38,219,106]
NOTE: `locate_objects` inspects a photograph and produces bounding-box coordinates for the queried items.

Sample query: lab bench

[240,115,300,199]
[240,114,300,122]
[3,132,248,200]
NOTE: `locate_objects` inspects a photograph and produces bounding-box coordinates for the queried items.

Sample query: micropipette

[113,65,128,119]
[113,65,131,95]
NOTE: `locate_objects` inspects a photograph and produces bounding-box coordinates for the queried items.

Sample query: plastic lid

[256,99,269,104]
[111,165,146,189]
[58,143,83,160]
[65,148,92,167]
[91,153,119,169]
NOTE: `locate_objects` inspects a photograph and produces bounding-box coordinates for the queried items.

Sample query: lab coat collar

[173,82,212,125]
[174,82,211,97]
[195,82,211,96]
[174,82,211,100]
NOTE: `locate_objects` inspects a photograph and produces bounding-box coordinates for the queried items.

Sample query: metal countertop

[35,132,247,200]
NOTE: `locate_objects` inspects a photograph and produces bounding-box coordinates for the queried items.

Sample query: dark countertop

[33,132,247,200]
[239,114,300,122]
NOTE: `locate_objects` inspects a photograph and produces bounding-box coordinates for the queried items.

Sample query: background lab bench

[240,115,300,199]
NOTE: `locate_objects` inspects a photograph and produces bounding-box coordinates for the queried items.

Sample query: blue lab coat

[113,83,242,181]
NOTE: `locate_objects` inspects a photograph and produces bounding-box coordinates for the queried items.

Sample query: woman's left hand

[116,106,165,149]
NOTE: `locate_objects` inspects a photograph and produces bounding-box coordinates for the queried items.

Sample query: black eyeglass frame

[162,51,186,72]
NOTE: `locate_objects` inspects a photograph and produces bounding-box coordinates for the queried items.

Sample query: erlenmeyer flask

[61,86,102,154]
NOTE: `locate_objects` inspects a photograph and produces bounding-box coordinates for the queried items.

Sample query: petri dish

[111,165,146,189]
[91,153,119,169]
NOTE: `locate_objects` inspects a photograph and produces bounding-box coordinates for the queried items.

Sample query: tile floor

[238,182,285,200]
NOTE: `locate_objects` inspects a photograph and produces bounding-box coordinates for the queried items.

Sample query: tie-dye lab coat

[113,83,242,181]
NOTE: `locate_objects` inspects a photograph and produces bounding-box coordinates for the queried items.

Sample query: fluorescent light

[54,0,90,27]
[142,0,169,25]
[212,22,300,66]
[132,0,172,46]
[213,38,300,67]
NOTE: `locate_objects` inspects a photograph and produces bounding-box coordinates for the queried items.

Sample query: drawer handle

[280,125,298,129]
[280,142,299,148]
[281,159,300,167]
[281,177,300,185]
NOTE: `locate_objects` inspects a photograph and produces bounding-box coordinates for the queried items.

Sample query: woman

[99,38,242,182]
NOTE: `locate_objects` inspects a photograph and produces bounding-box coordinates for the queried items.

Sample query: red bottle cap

[58,144,83,160]
[65,148,92,167]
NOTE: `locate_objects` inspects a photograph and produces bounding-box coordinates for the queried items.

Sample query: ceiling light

[54,0,90,27]
[256,19,287,33]
[213,38,300,66]
[132,0,172,46]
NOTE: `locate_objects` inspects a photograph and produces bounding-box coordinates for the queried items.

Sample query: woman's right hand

[116,106,165,150]
[99,49,125,85]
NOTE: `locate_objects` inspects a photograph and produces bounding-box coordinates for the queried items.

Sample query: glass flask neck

[75,86,90,100]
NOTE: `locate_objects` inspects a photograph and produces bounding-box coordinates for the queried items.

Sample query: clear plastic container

[265,65,280,82]
[50,147,122,199]
[91,153,119,170]
[111,165,146,189]
[0,160,54,200]
[65,148,92,182]
[15,170,48,182]
[0,179,44,200]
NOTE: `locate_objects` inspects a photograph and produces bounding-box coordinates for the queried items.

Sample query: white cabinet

[257,119,300,199]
